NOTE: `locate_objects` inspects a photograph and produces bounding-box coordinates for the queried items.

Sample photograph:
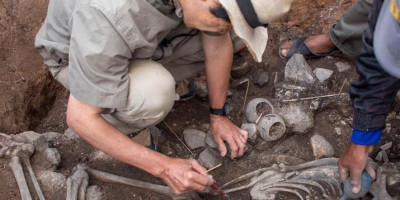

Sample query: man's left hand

[210,115,248,159]
[338,143,376,194]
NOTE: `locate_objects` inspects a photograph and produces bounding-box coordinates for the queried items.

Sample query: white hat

[219,0,293,62]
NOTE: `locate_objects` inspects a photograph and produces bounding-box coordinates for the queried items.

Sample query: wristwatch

[210,103,229,116]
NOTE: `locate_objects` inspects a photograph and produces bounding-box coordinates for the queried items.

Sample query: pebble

[381,150,389,162]
[194,81,208,99]
[313,68,333,83]
[380,142,392,151]
[89,150,114,163]
[310,134,334,160]
[335,62,351,72]
[284,54,316,85]
[375,151,383,162]
[183,129,206,150]
[334,127,342,135]
[197,148,222,169]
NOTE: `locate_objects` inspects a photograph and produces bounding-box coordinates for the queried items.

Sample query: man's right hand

[158,158,214,194]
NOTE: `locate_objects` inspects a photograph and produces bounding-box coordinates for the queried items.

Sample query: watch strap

[210,103,228,116]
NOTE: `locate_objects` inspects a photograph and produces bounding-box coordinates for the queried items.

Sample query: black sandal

[279,36,339,59]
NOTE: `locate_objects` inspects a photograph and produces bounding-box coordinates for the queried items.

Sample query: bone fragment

[263,187,304,200]
[261,183,311,195]
[87,168,201,200]
[370,167,395,200]
[287,180,327,196]
[222,165,278,188]
[9,156,32,200]
[23,157,45,200]
[278,158,338,172]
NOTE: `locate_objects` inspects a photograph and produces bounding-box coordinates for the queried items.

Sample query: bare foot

[281,33,336,58]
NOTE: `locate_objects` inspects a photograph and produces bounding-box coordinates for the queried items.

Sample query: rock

[194,81,208,99]
[205,130,218,149]
[334,127,342,135]
[310,134,334,160]
[86,185,104,200]
[276,103,314,134]
[335,62,351,72]
[380,142,393,151]
[38,171,67,194]
[313,68,333,83]
[89,150,114,163]
[375,151,383,161]
[197,148,222,169]
[64,128,80,140]
[183,129,206,150]
[241,123,258,143]
[231,62,251,78]
[381,150,389,162]
[149,126,165,145]
[310,100,320,111]
[284,54,316,85]
[253,71,269,87]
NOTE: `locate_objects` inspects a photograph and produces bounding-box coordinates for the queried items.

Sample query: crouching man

[35,0,293,194]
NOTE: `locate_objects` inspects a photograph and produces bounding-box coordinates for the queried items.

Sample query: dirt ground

[1,0,400,200]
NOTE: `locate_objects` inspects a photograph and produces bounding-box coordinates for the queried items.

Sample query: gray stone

[310,134,334,160]
[375,151,383,162]
[241,123,257,143]
[387,173,400,196]
[381,150,389,162]
[183,129,206,150]
[284,54,316,85]
[253,72,269,87]
[276,103,314,134]
[38,171,67,193]
[149,126,165,145]
[86,185,104,200]
[231,62,251,78]
[197,148,222,169]
[313,68,333,83]
[205,130,218,149]
[335,62,351,72]
[64,128,80,140]
[380,142,393,151]
[334,127,342,135]
[194,81,208,98]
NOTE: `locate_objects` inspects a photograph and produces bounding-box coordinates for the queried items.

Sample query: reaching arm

[202,32,248,159]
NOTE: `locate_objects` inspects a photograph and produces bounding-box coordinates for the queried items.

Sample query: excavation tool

[192,166,230,199]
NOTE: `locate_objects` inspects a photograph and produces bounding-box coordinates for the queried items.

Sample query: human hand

[158,158,214,194]
[338,143,376,194]
[210,115,248,159]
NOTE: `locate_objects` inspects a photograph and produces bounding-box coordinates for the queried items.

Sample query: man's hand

[338,143,376,194]
[158,158,214,194]
[210,115,248,159]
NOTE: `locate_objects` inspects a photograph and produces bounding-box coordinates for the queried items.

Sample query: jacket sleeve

[350,0,400,133]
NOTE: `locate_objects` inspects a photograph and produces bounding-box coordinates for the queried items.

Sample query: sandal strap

[287,36,312,58]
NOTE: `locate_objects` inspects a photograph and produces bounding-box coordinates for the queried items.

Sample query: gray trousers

[329,0,374,57]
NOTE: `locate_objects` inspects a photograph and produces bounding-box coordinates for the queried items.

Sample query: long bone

[87,167,202,200]
[9,156,32,200]
[1,138,45,200]
[370,167,395,200]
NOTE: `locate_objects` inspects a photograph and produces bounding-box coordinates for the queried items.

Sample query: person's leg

[281,0,373,58]
[102,59,177,134]
[329,0,374,57]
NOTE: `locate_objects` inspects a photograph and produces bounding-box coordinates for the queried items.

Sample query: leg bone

[9,156,32,200]
[87,167,201,200]
[23,157,45,200]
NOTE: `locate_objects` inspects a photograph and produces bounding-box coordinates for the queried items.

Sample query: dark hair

[210,4,230,23]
